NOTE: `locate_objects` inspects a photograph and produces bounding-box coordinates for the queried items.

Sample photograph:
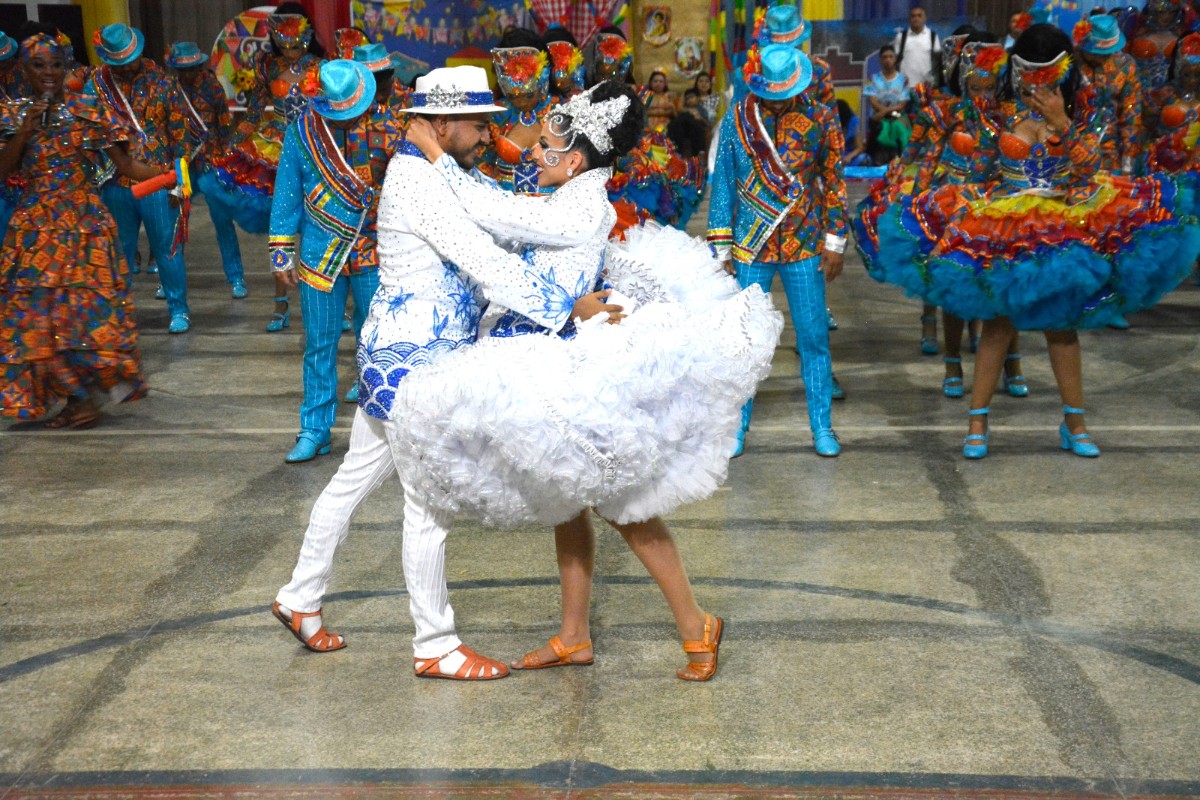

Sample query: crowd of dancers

[1,2,1198,680]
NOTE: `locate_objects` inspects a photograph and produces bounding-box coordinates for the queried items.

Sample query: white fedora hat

[405,66,505,114]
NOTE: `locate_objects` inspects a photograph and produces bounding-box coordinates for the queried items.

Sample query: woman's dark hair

[266,2,326,58]
[647,69,669,90]
[558,80,645,169]
[836,97,855,130]
[543,26,578,47]
[498,26,547,52]
[1002,23,1081,118]
[666,112,708,157]
[947,30,999,96]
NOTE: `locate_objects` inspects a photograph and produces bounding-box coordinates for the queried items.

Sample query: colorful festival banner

[351,0,533,83]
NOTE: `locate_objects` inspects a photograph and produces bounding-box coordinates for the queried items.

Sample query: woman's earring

[566,167,574,177]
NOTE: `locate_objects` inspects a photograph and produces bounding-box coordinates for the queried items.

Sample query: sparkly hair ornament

[492,46,548,97]
[596,32,633,75]
[542,83,632,165]
[1012,51,1072,88]
[21,31,72,61]
[269,14,313,47]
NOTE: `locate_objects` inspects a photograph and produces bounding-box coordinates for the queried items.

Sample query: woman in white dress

[401,81,782,680]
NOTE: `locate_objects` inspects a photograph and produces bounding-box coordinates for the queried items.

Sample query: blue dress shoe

[830,374,846,400]
[168,313,190,334]
[231,280,248,299]
[826,307,839,330]
[286,430,332,463]
[343,383,359,403]
[146,257,158,275]
[1003,354,1028,397]
[1107,315,1131,330]
[266,297,290,332]
[1060,405,1100,457]
[963,407,989,459]
[731,426,745,458]
[341,315,352,333]
[154,284,165,300]
[920,314,938,355]
[813,429,840,457]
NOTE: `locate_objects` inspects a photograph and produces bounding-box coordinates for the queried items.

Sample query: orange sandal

[271,601,346,652]
[414,644,510,680]
[515,635,594,670]
[677,614,723,682]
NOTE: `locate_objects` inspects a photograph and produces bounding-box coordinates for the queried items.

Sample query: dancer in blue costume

[856,36,1030,400]
[858,25,1200,459]
[708,45,849,459]
[197,11,322,331]
[166,42,247,300]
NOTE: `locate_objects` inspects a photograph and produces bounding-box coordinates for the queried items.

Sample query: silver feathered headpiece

[545,84,631,158]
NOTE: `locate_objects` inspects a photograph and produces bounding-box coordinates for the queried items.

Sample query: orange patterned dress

[0,92,145,419]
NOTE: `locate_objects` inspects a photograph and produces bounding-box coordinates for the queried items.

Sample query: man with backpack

[893,6,941,89]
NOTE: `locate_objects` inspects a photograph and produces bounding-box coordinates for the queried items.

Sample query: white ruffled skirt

[389,222,784,528]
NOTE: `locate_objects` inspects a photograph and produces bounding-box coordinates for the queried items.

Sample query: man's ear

[430,115,452,136]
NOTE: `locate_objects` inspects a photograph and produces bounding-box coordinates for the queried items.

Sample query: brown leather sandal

[677,614,723,682]
[44,399,99,430]
[271,601,346,652]
[414,644,510,680]
[514,635,594,670]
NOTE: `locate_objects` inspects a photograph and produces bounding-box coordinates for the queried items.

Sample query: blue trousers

[738,256,833,433]
[198,180,245,285]
[298,270,380,436]
[102,183,189,317]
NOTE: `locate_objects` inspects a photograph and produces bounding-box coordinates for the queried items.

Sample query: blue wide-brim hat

[96,23,144,66]
[0,32,16,62]
[765,3,812,47]
[166,41,207,69]
[312,59,376,121]
[748,43,813,101]
[353,43,400,74]
[1080,15,1126,55]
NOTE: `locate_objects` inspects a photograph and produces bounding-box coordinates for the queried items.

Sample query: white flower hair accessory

[543,84,632,166]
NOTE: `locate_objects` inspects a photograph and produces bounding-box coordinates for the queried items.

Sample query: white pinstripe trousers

[276,407,461,658]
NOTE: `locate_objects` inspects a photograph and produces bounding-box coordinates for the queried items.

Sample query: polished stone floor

[1,195,1198,799]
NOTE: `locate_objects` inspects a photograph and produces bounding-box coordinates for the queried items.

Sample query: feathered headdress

[492,46,549,97]
[1012,51,1072,88]
[269,14,312,46]
[548,40,585,87]
[596,32,633,75]
[336,28,369,60]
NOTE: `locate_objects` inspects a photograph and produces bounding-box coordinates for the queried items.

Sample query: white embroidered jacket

[357,144,574,419]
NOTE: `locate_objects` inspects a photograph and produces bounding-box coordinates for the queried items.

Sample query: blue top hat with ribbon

[0,32,16,62]
[748,43,813,101]
[1075,14,1126,55]
[353,43,399,74]
[95,23,144,66]
[764,3,812,47]
[166,41,208,69]
[312,59,376,121]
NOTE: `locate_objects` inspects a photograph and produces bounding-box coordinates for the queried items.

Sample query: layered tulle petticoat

[195,117,285,235]
[390,223,784,528]
[856,170,1200,330]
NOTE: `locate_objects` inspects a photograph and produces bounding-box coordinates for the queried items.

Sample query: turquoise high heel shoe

[1003,353,1029,397]
[731,399,752,458]
[266,297,290,332]
[963,407,989,459]
[1059,405,1100,457]
[942,357,964,398]
[920,315,938,355]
